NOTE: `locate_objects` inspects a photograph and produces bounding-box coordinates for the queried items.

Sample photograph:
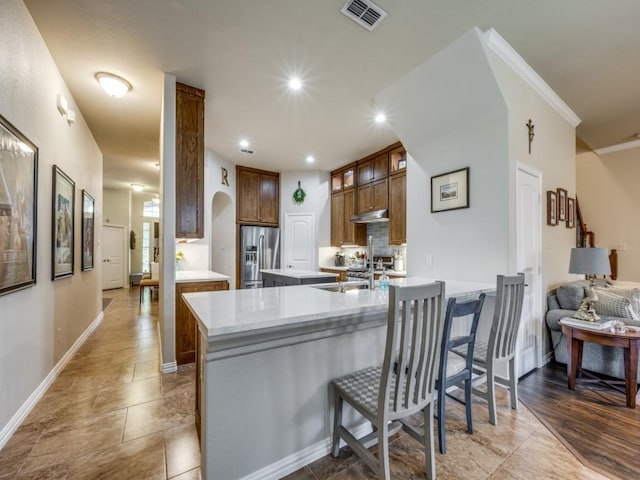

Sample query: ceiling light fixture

[374,112,387,124]
[96,72,132,98]
[288,77,302,91]
[131,183,145,192]
[306,155,315,164]
[239,139,250,149]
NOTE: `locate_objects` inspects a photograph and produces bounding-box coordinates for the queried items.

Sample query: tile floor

[0,288,610,479]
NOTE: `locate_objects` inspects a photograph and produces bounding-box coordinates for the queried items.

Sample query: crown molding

[483,28,581,128]
[594,139,640,155]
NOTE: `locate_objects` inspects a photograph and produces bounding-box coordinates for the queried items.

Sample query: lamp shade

[568,247,611,276]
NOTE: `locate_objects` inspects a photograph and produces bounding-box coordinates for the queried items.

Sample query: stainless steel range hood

[350,209,388,223]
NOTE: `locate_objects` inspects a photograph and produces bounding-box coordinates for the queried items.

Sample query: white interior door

[284,213,315,270]
[516,167,542,376]
[102,224,125,290]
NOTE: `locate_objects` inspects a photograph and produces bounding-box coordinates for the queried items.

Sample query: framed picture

[0,115,38,296]
[430,167,469,213]
[81,190,95,271]
[557,188,567,221]
[52,166,75,280]
[546,191,557,226]
[566,197,575,228]
[398,159,407,169]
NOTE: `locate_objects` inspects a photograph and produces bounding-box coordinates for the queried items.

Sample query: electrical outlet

[426,254,433,267]
[618,242,627,252]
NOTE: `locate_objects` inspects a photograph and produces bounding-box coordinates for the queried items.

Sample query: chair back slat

[489,274,525,361]
[381,282,445,418]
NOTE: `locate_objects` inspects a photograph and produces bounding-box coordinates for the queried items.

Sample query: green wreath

[293,181,306,204]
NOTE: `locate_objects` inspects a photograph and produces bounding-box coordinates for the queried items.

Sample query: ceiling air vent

[341,0,387,32]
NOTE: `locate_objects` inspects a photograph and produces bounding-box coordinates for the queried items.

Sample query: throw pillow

[605,287,640,316]
[592,288,639,320]
[556,282,586,311]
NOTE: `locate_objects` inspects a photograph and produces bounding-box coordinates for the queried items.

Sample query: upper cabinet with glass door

[331,162,356,193]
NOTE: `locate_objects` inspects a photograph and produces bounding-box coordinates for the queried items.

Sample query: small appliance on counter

[335,251,346,267]
[393,251,404,272]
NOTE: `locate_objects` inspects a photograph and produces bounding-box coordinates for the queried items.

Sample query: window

[142,223,150,273]
[143,200,159,218]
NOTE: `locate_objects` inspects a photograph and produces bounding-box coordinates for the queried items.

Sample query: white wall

[486,41,578,292]
[280,170,331,269]
[376,28,578,357]
[159,74,177,369]
[376,28,510,283]
[577,148,640,281]
[0,0,102,443]
[103,188,131,227]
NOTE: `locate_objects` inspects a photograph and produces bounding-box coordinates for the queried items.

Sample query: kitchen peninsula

[184,278,494,480]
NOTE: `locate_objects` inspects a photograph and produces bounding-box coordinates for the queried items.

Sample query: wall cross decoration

[526,118,535,154]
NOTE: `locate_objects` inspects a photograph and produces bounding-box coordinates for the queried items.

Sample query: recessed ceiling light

[305,155,315,164]
[375,112,387,124]
[288,77,302,91]
[96,72,132,98]
[239,139,250,149]
[131,183,145,192]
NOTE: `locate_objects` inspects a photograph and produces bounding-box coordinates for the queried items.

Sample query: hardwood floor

[0,288,615,479]
[518,363,640,480]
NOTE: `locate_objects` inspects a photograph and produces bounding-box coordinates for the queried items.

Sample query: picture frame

[52,165,75,280]
[430,167,469,213]
[546,190,558,226]
[81,190,95,271]
[0,115,38,296]
[557,188,567,221]
[566,197,575,229]
[397,159,407,169]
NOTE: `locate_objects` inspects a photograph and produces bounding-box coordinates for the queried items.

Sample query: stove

[346,256,394,280]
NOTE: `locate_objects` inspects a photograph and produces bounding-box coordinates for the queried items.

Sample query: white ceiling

[23,0,640,193]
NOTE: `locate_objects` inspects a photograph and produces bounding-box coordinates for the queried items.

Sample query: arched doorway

[211,191,235,288]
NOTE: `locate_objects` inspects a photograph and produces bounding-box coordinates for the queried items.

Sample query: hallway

[0,288,200,479]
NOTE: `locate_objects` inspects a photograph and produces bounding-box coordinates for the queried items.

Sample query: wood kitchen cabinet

[176,280,229,365]
[357,153,388,185]
[320,268,348,282]
[236,166,279,225]
[176,82,205,238]
[388,172,406,245]
[331,189,366,246]
[331,162,356,193]
[357,178,388,214]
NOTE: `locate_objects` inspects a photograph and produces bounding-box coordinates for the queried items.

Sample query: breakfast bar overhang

[184,279,494,480]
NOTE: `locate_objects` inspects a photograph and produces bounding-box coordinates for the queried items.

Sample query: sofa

[546,280,640,381]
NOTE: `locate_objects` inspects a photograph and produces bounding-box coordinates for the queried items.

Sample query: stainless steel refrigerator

[240,225,280,288]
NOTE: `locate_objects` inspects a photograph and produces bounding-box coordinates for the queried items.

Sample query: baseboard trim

[239,423,371,480]
[162,361,177,373]
[542,351,554,366]
[0,311,104,450]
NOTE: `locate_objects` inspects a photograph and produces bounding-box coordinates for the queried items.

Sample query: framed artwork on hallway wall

[566,197,575,228]
[430,167,469,213]
[0,115,38,296]
[81,190,94,271]
[52,165,75,280]
[557,188,567,221]
[546,190,557,226]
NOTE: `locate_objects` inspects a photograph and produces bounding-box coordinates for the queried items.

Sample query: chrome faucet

[368,235,375,290]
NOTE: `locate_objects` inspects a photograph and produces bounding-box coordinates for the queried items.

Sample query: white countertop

[175,270,230,283]
[184,278,494,340]
[260,268,339,279]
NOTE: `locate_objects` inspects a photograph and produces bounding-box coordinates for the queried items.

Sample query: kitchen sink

[310,281,369,293]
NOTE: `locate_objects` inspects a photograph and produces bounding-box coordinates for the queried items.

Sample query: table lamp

[568,247,611,282]
[569,247,611,322]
